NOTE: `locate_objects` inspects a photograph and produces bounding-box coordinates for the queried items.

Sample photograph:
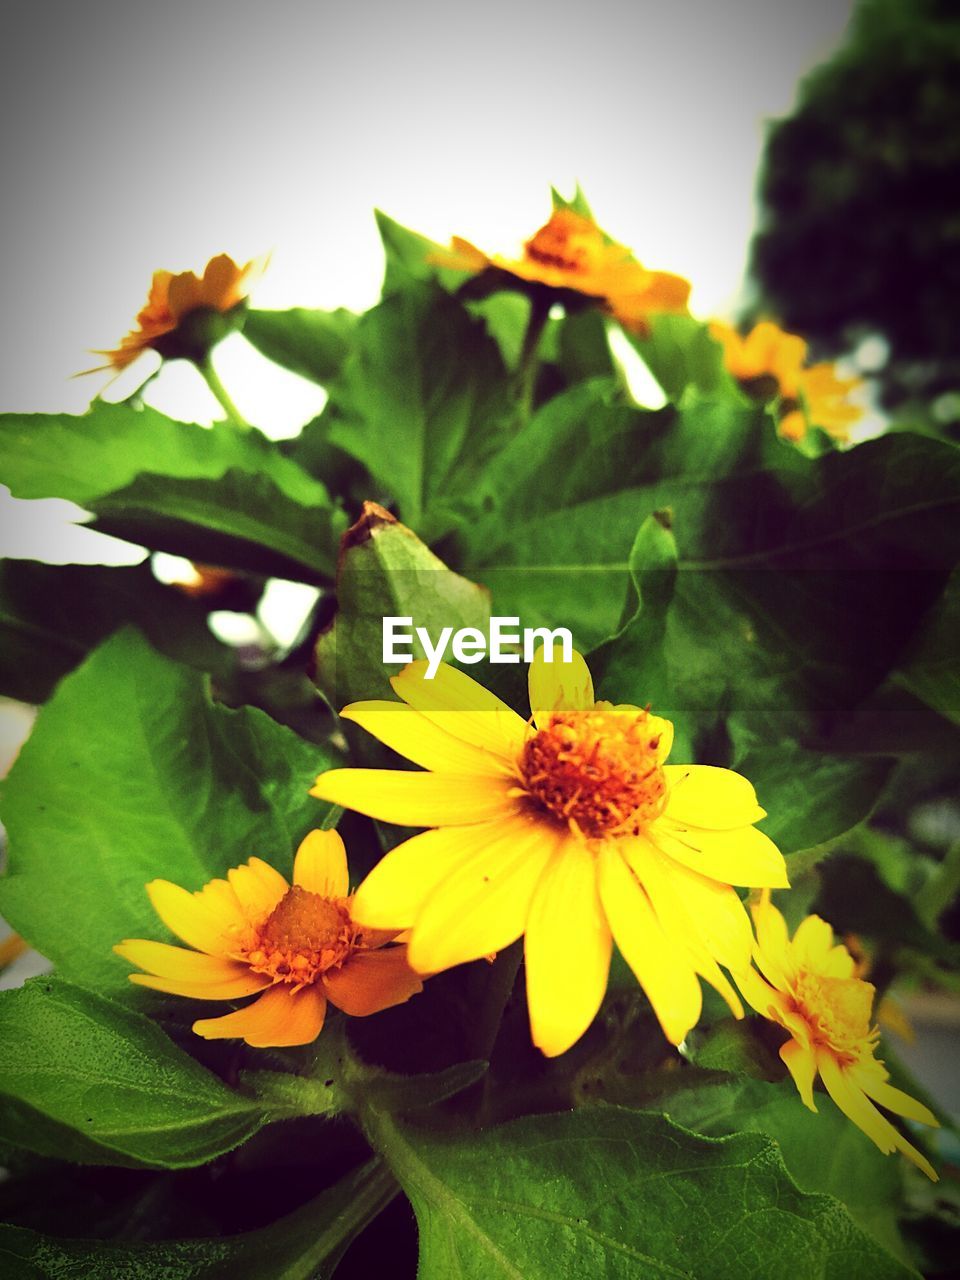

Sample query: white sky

[0,0,855,566]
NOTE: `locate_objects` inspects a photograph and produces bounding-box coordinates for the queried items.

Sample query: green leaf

[242,307,358,385]
[365,1104,913,1279]
[0,628,336,997]
[628,313,738,401]
[314,504,491,715]
[0,405,346,582]
[663,1078,913,1266]
[0,1157,396,1278]
[0,977,265,1168]
[550,184,595,219]
[458,380,759,649]
[736,741,895,855]
[247,1020,486,1119]
[375,209,470,296]
[589,431,960,745]
[0,559,230,703]
[324,283,513,536]
[895,566,960,725]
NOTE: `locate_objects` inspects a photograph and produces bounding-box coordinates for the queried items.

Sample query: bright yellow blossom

[92,253,264,372]
[115,830,422,1048]
[310,649,787,1058]
[435,209,691,336]
[710,319,863,442]
[736,892,939,1180]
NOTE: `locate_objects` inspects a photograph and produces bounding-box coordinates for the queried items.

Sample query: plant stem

[516,291,552,421]
[197,356,251,430]
[471,939,523,1064]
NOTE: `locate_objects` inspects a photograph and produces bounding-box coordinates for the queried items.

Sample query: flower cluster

[710,319,863,441]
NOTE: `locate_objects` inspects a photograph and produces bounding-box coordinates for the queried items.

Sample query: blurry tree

[750,0,960,419]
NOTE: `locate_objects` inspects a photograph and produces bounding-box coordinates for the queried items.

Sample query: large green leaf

[0,629,336,997]
[662,1078,912,1265]
[242,307,358,385]
[0,405,345,582]
[588,431,960,745]
[314,503,490,714]
[895,566,960,726]
[323,283,514,536]
[456,380,762,648]
[0,1158,396,1278]
[0,559,230,703]
[736,741,895,855]
[0,977,266,1169]
[629,313,738,402]
[365,1104,912,1279]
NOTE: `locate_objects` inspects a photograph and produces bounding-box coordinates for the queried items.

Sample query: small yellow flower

[736,893,939,1179]
[92,253,264,372]
[115,830,422,1048]
[435,208,690,336]
[310,649,787,1058]
[710,319,863,442]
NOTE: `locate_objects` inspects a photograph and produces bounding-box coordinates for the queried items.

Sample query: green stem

[471,939,523,1065]
[516,291,552,421]
[197,356,251,430]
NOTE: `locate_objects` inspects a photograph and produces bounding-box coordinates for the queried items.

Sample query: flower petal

[625,837,753,972]
[227,858,289,924]
[651,821,788,889]
[407,812,564,974]
[620,838,744,1017]
[596,845,702,1045]
[193,983,327,1048]
[116,939,250,985]
[663,765,766,829]
[528,645,593,726]
[310,769,521,828]
[733,963,789,1022]
[792,914,837,968]
[854,1072,939,1129]
[341,701,511,776]
[128,969,271,1000]
[818,1050,938,1180]
[524,838,612,1058]
[146,878,244,956]
[391,661,528,761]
[293,829,349,898]
[352,822,507,930]
[780,1039,818,1112]
[323,947,422,1016]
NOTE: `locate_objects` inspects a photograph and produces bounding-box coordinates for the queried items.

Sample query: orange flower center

[518,707,667,838]
[524,211,603,276]
[244,886,356,985]
[792,970,876,1059]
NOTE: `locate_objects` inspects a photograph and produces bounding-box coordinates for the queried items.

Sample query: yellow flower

[710,319,863,442]
[115,830,422,1048]
[736,893,939,1179]
[310,649,787,1058]
[93,253,263,372]
[435,208,691,336]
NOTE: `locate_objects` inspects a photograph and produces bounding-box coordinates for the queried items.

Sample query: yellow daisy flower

[435,208,691,336]
[310,649,787,1058]
[710,319,863,442]
[736,892,939,1180]
[92,253,264,372]
[115,830,422,1048]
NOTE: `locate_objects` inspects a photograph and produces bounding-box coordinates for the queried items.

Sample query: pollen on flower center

[524,212,601,275]
[792,970,876,1057]
[245,886,356,984]
[518,707,667,837]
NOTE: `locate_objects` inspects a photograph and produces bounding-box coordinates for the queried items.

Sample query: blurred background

[1,0,959,1121]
